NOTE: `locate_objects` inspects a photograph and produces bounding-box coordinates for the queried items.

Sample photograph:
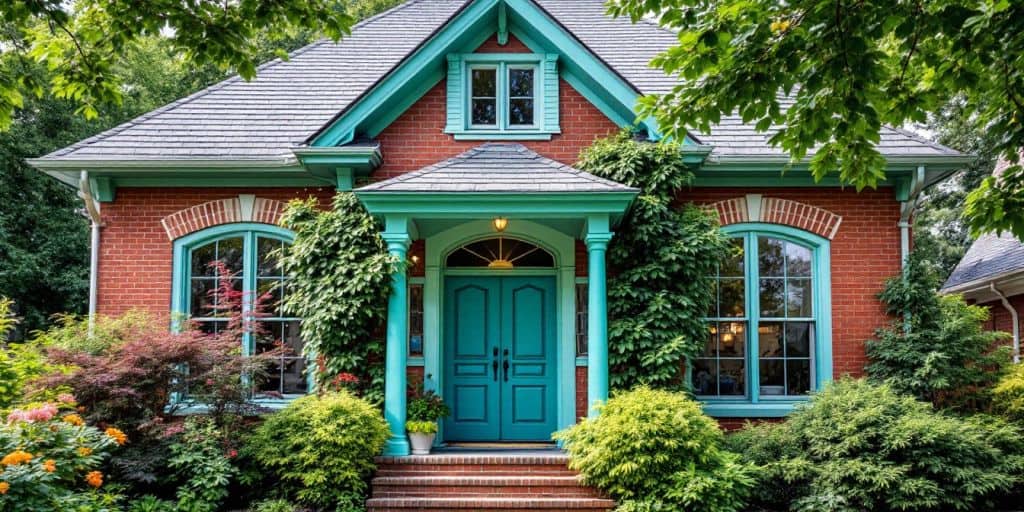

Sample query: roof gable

[308,0,660,148]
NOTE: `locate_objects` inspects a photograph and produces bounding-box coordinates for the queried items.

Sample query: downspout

[898,166,926,332]
[990,283,1021,364]
[78,171,102,335]
[898,166,926,268]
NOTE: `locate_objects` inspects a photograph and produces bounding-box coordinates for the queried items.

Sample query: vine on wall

[278,192,395,403]
[577,131,728,390]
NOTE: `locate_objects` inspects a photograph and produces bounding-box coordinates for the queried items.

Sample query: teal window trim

[694,223,833,418]
[170,223,312,407]
[446,53,560,140]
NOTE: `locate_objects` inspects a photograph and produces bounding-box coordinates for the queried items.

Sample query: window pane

[258,237,283,276]
[787,278,813,317]
[703,325,717,356]
[786,244,812,277]
[218,237,244,274]
[281,320,302,355]
[508,68,534,97]
[192,243,217,276]
[759,322,784,357]
[758,237,785,277]
[707,280,719,317]
[692,358,717,395]
[719,278,745,317]
[719,359,745,396]
[508,98,534,126]
[257,278,284,318]
[718,322,745,357]
[409,284,424,357]
[281,357,307,394]
[471,99,497,125]
[471,68,496,96]
[759,278,785,317]
[190,279,216,317]
[786,360,811,395]
[759,360,785,395]
[575,283,588,356]
[785,322,812,357]
[721,238,745,277]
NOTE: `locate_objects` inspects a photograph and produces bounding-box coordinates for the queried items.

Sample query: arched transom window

[175,225,307,398]
[446,236,554,269]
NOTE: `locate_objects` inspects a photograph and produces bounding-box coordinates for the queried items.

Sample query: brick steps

[367,452,614,511]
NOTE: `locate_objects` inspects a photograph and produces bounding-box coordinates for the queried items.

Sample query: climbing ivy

[278,192,395,403]
[577,131,728,390]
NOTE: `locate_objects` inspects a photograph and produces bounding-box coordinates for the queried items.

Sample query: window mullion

[242,232,256,357]
[747,233,760,403]
[499,62,508,130]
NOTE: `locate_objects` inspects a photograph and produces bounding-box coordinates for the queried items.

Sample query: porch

[354,143,637,455]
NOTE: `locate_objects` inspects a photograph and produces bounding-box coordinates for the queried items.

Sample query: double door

[443,276,557,441]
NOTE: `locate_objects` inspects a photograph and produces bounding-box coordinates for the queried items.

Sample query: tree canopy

[608,0,1024,238]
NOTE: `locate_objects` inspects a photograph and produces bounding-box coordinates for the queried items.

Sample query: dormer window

[447,53,559,140]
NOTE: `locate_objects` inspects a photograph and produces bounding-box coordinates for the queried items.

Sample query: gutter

[898,166,926,268]
[78,171,103,335]
[989,283,1021,364]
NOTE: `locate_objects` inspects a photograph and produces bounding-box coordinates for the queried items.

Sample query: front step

[367,453,614,511]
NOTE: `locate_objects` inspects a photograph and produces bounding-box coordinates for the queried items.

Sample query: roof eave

[941,269,1024,301]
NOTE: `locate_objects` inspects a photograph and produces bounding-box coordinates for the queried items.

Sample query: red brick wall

[678,187,903,378]
[95,187,333,317]
[979,295,1024,341]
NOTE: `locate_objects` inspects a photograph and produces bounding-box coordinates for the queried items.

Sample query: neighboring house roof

[32,0,964,165]
[942,156,1024,296]
[357,142,635,193]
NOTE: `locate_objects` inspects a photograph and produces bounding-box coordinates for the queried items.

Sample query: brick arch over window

[161,194,287,240]
[708,194,843,240]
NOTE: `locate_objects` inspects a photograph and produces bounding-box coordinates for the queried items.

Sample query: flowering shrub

[0,401,125,511]
[407,383,449,422]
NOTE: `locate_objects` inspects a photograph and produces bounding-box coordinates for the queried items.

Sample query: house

[941,157,1023,364]
[29,0,971,457]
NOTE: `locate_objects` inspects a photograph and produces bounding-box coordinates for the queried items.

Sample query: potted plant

[406,384,450,455]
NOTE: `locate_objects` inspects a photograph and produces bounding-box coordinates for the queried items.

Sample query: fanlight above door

[446,237,554,269]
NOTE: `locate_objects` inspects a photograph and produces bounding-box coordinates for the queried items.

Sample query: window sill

[448,129,558,141]
[700,400,807,418]
[169,396,306,415]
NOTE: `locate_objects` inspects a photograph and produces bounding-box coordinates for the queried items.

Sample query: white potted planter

[406,421,437,455]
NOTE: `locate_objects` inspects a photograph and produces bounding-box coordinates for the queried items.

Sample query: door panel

[444,278,501,441]
[443,275,557,442]
[500,277,558,441]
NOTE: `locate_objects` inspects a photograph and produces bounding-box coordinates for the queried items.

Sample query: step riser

[373,486,601,498]
[376,465,576,475]
[369,508,609,512]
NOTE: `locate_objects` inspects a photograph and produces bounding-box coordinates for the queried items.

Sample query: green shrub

[407,384,449,422]
[126,495,176,512]
[866,253,1009,410]
[250,498,299,512]
[405,420,437,434]
[168,417,237,512]
[993,363,1024,422]
[554,387,756,512]
[729,378,1024,511]
[244,392,389,510]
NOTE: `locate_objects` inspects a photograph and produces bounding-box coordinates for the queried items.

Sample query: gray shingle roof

[942,233,1024,291]
[357,142,636,192]
[35,0,963,163]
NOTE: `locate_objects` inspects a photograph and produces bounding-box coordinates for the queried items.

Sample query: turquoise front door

[443,276,558,442]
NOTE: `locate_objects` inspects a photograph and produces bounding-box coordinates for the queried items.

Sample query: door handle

[503,349,510,382]
[492,347,499,382]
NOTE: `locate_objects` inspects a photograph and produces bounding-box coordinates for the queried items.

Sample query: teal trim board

[444,275,558,442]
[695,223,833,418]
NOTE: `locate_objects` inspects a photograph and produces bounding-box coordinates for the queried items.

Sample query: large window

[694,226,832,415]
[174,225,307,399]
[468,63,536,129]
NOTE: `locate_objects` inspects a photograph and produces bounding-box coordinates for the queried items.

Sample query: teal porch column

[382,217,412,456]
[585,215,613,417]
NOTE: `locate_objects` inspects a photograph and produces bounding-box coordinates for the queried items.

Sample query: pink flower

[57,393,76,404]
[227,449,238,459]
[6,403,58,424]
[205,379,215,386]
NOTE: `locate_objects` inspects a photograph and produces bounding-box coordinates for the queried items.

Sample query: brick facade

[979,295,1024,342]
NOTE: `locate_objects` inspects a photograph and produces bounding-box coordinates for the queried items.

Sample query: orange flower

[104,427,127,446]
[42,459,56,473]
[0,482,8,494]
[85,471,103,488]
[77,447,92,457]
[62,414,84,426]
[1,450,32,466]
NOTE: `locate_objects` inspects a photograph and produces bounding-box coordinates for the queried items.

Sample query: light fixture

[411,255,420,264]
[493,217,508,232]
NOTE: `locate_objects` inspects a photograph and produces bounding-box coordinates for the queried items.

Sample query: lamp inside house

[493,217,509,232]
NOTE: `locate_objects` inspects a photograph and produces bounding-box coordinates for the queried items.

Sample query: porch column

[585,215,613,417]
[382,217,412,456]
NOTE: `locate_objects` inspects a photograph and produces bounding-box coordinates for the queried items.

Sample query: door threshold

[443,442,558,450]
